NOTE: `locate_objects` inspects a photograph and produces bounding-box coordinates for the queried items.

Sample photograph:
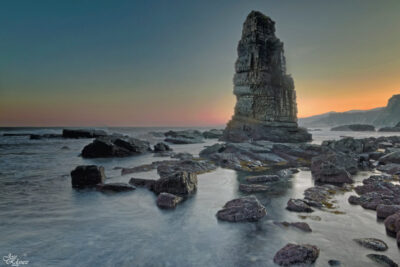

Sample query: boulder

[321,137,365,154]
[377,163,400,175]
[70,165,106,188]
[153,142,171,152]
[239,184,269,193]
[62,129,107,138]
[202,129,223,139]
[153,171,197,195]
[331,124,375,131]
[216,196,267,222]
[353,238,388,251]
[245,175,280,183]
[384,212,400,236]
[81,135,151,158]
[273,243,319,266]
[96,183,136,192]
[286,199,314,213]
[377,205,400,219]
[156,193,183,209]
[366,254,398,267]
[311,152,355,184]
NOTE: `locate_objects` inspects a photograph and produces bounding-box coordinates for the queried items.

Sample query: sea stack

[222,11,311,143]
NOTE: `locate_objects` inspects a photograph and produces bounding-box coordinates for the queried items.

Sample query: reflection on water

[0,128,399,266]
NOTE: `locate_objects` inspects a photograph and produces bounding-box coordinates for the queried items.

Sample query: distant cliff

[299,94,400,128]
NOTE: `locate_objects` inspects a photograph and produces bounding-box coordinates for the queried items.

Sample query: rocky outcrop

[70,165,106,188]
[164,130,204,144]
[216,196,267,222]
[62,129,107,138]
[311,152,355,184]
[331,124,375,131]
[81,135,151,158]
[222,11,311,143]
[379,151,400,164]
[156,193,183,209]
[273,243,319,266]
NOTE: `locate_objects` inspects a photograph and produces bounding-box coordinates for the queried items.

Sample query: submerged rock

[153,171,197,195]
[286,199,314,213]
[274,221,312,232]
[221,11,311,143]
[81,135,151,158]
[366,254,398,267]
[216,196,266,222]
[70,165,106,188]
[353,238,388,251]
[156,193,183,209]
[273,243,319,266]
[96,183,136,192]
[239,183,269,193]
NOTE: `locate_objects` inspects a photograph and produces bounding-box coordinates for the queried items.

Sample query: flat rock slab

[239,183,269,193]
[245,175,279,183]
[273,243,319,266]
[274,221,312,232]
[156,192,183,209]
[367,254,398,267]
[287,199,314,213]
[216,196,266,222]
[353,238,388,251]
[96,183,136,192]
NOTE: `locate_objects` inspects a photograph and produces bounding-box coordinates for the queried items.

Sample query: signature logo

[3,253,29,266]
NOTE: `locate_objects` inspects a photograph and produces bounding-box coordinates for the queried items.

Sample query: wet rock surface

[153,171,197,196]
[353,238,388,251]
[239,183,269,193]
[128,178,156,190]
[311,152,355,184]
[153,142,171,152]
[331,124,375,131]
[274,221,312,232]
[286,199,314,213]
[70,165,106,188]
[202,129,223,139]
[366,254,399,267]
[377,204,400,219]
[164,130,204,144]
[216,196,266,222]
[245,174,280,183]
[273,243,319,266]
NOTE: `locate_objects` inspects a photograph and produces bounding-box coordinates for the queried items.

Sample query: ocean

[0,127,399,266]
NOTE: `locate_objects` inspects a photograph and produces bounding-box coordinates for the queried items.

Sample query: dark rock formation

[202,129,223,139]
[164,130,204,144]
[156,159,216,178]
[328,260,342,266]
[216,196,267,222]
[273,243,319,266]
[129,178,156,190]
[331,124,375,131]
[379,151,400,164]
[384,212,400,236]
[222,11,311,143]
[153,142,171,152]
[311,152,355,184]
[81,135,151,158]
[239,183,269,193]
[96,183,136,192]
[30,134,62,140]
[152,171,197,195]
[366,254,399,267]
[70,165,106,188]
[62,129,107,138]
[286,199,314,213]
[156,192,183,209]
[353,238,388,251]
[245,174,279,183]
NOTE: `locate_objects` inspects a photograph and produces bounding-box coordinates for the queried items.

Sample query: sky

[1,0,400,127]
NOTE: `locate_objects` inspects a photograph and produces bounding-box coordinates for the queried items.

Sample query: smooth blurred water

[0,127,399,267]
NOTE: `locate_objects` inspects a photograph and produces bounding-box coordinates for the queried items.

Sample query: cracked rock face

[223,11,311,143]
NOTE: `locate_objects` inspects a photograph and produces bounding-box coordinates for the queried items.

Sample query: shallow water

[0,127,399,266]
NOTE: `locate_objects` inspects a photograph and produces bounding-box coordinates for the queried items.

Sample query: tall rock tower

[222,11,311,143]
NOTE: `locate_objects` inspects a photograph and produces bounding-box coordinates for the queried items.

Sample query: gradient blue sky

[1,0,400,126]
